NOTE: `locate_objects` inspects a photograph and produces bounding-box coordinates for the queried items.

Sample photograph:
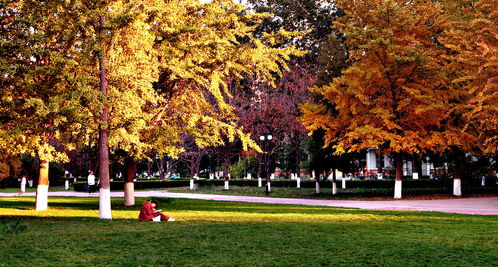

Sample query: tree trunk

[189,156,195,178]
[453,151,464,196]
[332,167,337,195]
[35,160,49,211]
[97,15,112,220]
[413,154,423,178]
[193,151,202,178]
[124,158,136,206]
[394,153,403,199]
[296,134,301,178]
[159,158,165,181]
[243,153,247,179]
[195,158,201,178]
[147,161,153,177]
[315,172,320,194]
[222,152,230,189]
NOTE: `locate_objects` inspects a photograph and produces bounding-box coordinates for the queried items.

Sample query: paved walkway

[1,191,497,215]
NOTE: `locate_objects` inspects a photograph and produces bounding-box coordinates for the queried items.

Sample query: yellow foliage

[0,143,22,180]
[1,0,305,163]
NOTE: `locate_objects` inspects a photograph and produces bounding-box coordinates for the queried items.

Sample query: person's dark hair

[151,200,159,205]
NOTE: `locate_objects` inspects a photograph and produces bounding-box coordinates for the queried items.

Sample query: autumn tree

[233,62,316,181]
[0,0,92,210]
[440,1,497,151]
[248,0,341,59]
[0,146,21,184]
[301,0,449,198]
[144,0,307,189]
[2,0,305,216]
[40,0,305,214]
[433,0,497,195]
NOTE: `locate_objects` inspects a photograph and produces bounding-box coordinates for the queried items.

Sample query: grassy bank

[1,196,497,266]
[167,185,498,200]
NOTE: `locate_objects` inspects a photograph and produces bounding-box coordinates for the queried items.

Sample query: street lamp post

[260,134,272,195]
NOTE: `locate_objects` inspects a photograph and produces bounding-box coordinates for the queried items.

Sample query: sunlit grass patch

[0,196,497,266]
[0,196,487,224]
[0,196,386,222]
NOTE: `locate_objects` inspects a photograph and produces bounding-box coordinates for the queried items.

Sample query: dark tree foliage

[304,129,363,178]
[248,0,343,60]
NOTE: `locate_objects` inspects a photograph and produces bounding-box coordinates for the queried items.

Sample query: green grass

[167,185,456,199]
[1,197,497,266]
[0,186,69,193]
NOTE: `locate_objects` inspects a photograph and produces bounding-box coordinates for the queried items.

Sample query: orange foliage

[440,0,498,154]
[302,0,450,155]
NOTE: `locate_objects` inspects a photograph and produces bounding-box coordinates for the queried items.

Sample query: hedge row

[73,178,496,192]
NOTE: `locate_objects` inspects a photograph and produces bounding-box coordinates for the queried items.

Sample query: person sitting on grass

[138,200,175,222]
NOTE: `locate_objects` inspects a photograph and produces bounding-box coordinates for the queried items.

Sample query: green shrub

[229,155,258,179]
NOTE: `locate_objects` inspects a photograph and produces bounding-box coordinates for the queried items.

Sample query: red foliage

[232,61,317,152]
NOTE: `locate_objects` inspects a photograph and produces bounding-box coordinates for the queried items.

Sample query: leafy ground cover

[0,197,497,266]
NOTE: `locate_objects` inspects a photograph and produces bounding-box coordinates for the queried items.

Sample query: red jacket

[138,201,155,221]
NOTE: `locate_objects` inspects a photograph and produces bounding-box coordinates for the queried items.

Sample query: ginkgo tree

[4,0,305,218]
[0,0,93,210]
[301,0,449,198]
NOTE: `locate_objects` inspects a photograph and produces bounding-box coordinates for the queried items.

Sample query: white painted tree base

[99,188,112,219]
[267,182,271,192]
[315,181,320,194]
[258,177,262,187]
[190,179,194,190]
[124,182,135,206]
[64,180,69,190]
[394,180,402,199]
[342,178,346,189]
[297,178,301,188]
[332,182,337,195]
[35,185,49,211]
[224,180,229,190]
[453,179,462,196]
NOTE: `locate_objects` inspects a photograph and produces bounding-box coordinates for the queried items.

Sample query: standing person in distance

[18,175,27,195]
[87,171,96,193]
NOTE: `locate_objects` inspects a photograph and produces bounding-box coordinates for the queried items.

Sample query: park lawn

[0,197,497,266]
[167,185,455,199]
[0,186,69,194]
